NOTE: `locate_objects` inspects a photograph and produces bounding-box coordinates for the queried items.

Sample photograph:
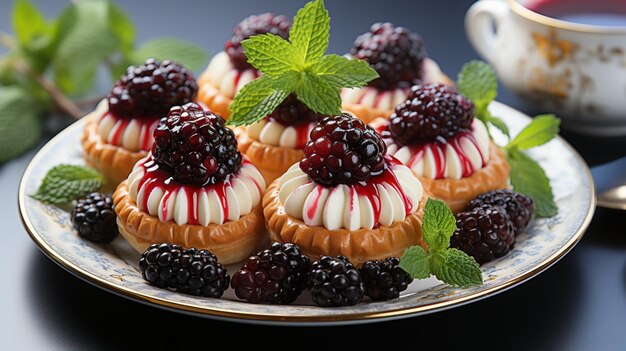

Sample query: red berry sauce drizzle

[134,157,262,225]
[101,112,160,151]
[303,156,413,228]
[376,123,487,179]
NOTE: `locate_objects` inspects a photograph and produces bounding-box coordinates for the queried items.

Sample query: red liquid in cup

[525,0,626,26]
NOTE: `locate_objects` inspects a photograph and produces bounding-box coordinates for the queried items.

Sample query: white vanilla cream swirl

[202,51,259,98]
[341,58,446,110]
[277,162,423,230]
[384,119,491,180]
[127,155,266,226]
[245,118,315,148]
[94,100,159,152]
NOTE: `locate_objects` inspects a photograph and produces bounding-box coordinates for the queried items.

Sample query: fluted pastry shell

[197,71,233,119]
[263,180,429,266]
[81,113,148,187]
[418,142,510,213]
[342,74,455,124]
[235,127,304,184]
[113,180,267,264]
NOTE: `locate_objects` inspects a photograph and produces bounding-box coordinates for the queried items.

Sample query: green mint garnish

[506,114,560,151]
[504,114,560,217]
[507,148,558,217]
[399,198,483,288]
[457,59,559,218]
[457,60,509,138]
[31,164,104,204]
[228,0,379,126]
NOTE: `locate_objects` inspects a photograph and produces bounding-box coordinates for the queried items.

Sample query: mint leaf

[430,249,482,288]
[228,75,294,126]
[507,148,558,217]
[12,0,49,49]
[290,0,330,65]
[0,87,43,163]
[132,37,208,71]
[457,60,497,110]
[312,54,379,88]
[52,1,120,95]
[422,198,457,251]
[241,34,300,74]
[485,111,510,138]
[399,246,430,279]
[108,2,135,55]
[507,114,560,151]
[295,71,342,115]
[32,165,104,204]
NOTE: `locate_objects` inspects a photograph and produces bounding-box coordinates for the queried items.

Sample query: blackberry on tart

[197,13,291,118]
[341,22,453,124]
[112,103,268,264]
[371,83,510,213]
[82,59,198,184]
[263,113,430,266]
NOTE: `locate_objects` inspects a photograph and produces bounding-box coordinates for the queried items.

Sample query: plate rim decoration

[18,101,596,325]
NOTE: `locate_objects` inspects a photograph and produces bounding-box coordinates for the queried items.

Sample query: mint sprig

[228,0,379,126]
[457,60,560,218]
[399,198,482,288]
[457,60,509,138]
[504,115,560,217]
[31,165,104,204]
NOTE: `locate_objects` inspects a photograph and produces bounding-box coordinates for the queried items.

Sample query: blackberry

[139,243,230,298]
[467,190,534,235]
[268,94,325,126]
[70,193,118,243]
[107,58,197,118]
[360,258,413,301]
[351,22,426,90]
[450,205,515,265]
[225,13,291,71]
[308,256,364,307]
[152,102,242,186]
[300,113,387,186]
[388,83,475,145]
[231,242,311,304]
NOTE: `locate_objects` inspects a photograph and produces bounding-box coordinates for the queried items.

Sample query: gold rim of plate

[18,101,596,324]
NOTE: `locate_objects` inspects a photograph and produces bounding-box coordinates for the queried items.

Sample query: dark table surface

[1,0,625,350]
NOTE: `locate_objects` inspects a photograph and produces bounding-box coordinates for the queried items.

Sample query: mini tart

[263,179,428,267]
[341,60,455,124]
[112,156,268,264]
[197,51,259,120]
[417,143,509,213]
[113,180,266,264]
[81,101,153,185]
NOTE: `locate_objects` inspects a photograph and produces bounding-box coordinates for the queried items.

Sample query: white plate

[18,101,595,325]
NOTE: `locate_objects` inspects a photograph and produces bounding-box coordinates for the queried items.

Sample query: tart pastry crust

[81,113,148,186]
[236,127,304,184]
[263,180,429,266]
[418,142,510,213]
[342,74,455,124]
[113,180,267,264]
[197,71,233,119]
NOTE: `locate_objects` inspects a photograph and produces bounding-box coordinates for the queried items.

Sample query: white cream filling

[245,119,316,148]
[341,57,445,110]
[202,51,259,98]
[128,155,266,226]
[94,100,159,152]
[385,119,491,180]
[277,162,423,230]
